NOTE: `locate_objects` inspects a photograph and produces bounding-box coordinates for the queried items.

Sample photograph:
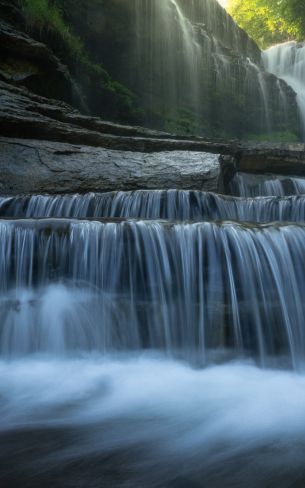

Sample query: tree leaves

[228,0,305,48]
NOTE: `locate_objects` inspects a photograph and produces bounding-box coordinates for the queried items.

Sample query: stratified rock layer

[0,138,221,194]
[0,67,304,195]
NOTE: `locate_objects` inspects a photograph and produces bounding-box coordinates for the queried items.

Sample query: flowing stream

[2,179,305,486]
[229,172,305,197]
[3,190,305,222]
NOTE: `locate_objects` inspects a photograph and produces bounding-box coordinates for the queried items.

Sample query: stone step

[1,190,305,223]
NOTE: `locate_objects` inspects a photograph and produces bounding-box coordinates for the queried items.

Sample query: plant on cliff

[19,0,84,58]
[228,0,305,48]
[18,0,140,122]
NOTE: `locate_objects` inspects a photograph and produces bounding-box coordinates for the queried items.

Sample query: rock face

[219,144,305,193]
[0,0,142,123]
[0,80,232,152]
[237,144,305,175]
[1,77,305,195]
[0,17,78,106]
[0,1,304,199]
[0,0,300,140]
[0,138,221,194]
[86,0,299,138]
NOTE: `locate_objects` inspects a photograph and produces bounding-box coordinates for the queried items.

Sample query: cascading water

[2,179,305,486]
[1,218,305,368]
[263,42,305,139]
[128,0,294,136]
[4,190,305,222]
[133,0,201,121]
[230,172,305,197]
[2,187,305,487]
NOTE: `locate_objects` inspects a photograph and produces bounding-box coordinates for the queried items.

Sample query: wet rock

[1,73,305,196]
[220,144,305,193]
[0,18,77,105]
[0,137,221,195]
[0,80,234,153]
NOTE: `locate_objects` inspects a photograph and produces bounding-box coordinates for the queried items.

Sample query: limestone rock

[0,137,221,195]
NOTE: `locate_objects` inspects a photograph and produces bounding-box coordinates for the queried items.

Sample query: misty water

[2,209,305,487]
[131,0,289,134]
[264,42,305,138]
[3,355,305,488]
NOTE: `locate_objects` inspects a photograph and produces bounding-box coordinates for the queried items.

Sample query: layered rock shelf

[0,78,304,195]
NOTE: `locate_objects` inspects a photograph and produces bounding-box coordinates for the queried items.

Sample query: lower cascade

[2,218,305,368]
[3,182,305,487]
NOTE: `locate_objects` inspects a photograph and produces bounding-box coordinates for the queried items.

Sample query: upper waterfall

[97,0,298,138]
[263,42,305,139]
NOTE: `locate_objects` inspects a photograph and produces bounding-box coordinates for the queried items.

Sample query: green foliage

[245,131,300,142]
[18,0,140,121]
[165,109,202,136]
[19,0,84,58]
[228,0,305,48]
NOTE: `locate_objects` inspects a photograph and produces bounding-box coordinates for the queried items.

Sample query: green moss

[245,131,300,142]
[165,110,202,136]
[19,0,84,59]
[18,0,141,121]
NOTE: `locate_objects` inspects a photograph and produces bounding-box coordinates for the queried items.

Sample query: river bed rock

[0,137,221,195]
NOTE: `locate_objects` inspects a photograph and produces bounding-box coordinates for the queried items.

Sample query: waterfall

[3,190,305,223]
[133,0,201,121]
[230,172,305,197]
[1,218,305,369]
[263,42,305,138]
[3,183,305,484]
[129,0,292,136]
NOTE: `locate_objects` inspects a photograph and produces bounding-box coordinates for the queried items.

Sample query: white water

[1,210,305,485]
[230,172,305,197]
[4,190,305,222]
[263,42,305,138]
[132,0,286,135]
[2,355,305,487]
[2,219,305,367]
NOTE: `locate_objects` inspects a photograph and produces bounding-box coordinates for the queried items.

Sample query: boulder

[0,137,221,195]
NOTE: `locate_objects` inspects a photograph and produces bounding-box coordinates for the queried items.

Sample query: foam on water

[2,182,305,486]
[1,355,305,487]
